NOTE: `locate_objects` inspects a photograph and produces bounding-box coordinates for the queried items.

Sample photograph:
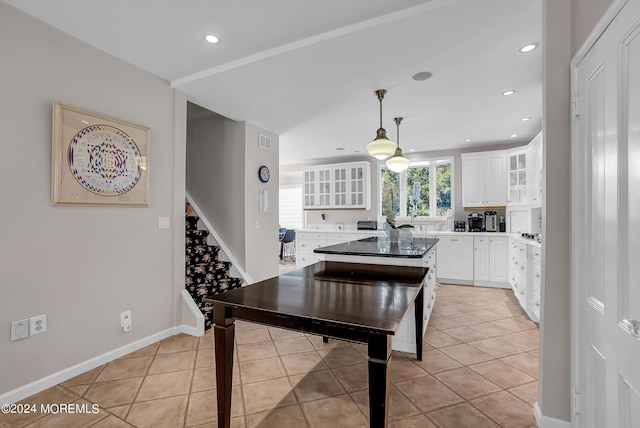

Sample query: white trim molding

[178,289,204,337]
[0,328,175,405]
[186,191,254,285]
[534,402,571,428]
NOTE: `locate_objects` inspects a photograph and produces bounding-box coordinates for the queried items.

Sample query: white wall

[0,2,185,397]
[186,104,246,267]
[535,0,615,423]
[243,123,280,282]
[539,0,572,422]
[186,106,279,282]
[571,0,615,54]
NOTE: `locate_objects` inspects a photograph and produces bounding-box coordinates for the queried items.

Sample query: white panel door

[573,1,640,426]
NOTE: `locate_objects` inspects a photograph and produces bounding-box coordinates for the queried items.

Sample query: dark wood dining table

[203,261,427,428]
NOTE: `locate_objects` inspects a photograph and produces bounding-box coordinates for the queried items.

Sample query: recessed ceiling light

[205,35,219,44]
[312,155,317,158]
[502,90,516,96]
[519,43,539,53]
[521,117,531,121]
[412,71,433,82]
[510,134,518,138]
[353,150,360,153]
[464,139,472,142]
[409,149,415,152]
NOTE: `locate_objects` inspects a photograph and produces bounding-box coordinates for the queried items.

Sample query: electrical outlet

[120,310,132,333]
[11,319,29,341]
[30,314,47,336]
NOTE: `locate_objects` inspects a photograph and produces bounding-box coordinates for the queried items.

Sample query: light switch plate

[158,217,170,229]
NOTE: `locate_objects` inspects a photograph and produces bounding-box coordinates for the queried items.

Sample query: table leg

[214,306,235,428]
[414,286,424,361]
[367,334,391,428]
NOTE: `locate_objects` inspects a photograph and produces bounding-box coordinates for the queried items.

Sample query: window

[380,157,452,219]
[279,185,303,230]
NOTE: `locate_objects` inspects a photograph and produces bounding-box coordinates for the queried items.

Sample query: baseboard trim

[0,328,175,405]
[534,402,571,428]
[179,289,204,337]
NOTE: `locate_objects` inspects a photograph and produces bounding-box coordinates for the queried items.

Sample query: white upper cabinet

[507,148,528,205]
[302,161,371,209]
[528,132,543,206]
[461,151,507,208]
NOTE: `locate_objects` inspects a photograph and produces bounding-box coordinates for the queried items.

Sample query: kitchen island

[314,236,438,353]
[205,261,426,428]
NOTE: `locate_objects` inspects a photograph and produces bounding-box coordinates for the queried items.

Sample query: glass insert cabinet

[302,161,371,209]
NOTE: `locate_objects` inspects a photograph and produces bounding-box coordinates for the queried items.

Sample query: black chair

[280,229,296,264]
[278,228,287,261]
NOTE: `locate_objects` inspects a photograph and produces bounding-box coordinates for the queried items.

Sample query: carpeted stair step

[185,216,199,231]
[186,278,244,303]
[198,303,214,331]
[186,229,209,246]
[186,261,232,285]
[186,245,220,265]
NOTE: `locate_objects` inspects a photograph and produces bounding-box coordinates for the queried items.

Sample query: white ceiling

[4,0,542,166]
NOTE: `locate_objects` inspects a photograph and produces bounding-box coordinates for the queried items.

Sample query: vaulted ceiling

[4,0,542,165]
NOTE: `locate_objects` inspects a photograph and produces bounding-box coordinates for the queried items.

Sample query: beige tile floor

[1,284,539,428]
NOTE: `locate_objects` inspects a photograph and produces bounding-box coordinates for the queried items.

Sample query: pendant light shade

[386,117,410,173]
[366,89,397,159]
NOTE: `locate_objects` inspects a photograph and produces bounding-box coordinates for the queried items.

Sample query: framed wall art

[51,102,149,206]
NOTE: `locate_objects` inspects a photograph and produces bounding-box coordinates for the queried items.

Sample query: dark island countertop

[314,236,438,259]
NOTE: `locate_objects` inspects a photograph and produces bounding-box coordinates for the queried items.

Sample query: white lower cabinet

[473,236,508,287]
[436,235,474,284]
[392,246,437,354]
[296,230,384,267]
[489,237,508,283]
[473,238,490,282]
[296,232,327,267]
[508,237,542,322]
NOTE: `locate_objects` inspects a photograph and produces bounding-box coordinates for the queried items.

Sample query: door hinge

[572,386,581,416]
[572,96,581,118]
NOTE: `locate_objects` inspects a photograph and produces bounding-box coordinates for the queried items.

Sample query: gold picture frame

[51,102,149,206]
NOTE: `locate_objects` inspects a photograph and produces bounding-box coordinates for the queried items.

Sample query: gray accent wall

[0,2,186,395]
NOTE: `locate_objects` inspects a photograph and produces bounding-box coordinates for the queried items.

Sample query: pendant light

[386,117,411,172]
[366,89,397,159]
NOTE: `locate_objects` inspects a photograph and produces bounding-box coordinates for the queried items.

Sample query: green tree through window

[380,158,452,219]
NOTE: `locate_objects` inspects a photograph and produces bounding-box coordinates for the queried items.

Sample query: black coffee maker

[468,212,484,232]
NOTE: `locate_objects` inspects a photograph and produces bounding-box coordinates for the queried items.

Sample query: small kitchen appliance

[357,220,377,230]
[484,211,498,232]
[468,212,484,232]
[454,221,466,232]
[499,216,506,232]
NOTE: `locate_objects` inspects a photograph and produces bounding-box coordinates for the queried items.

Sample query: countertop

[314,236,438,259]
[425,230,511,237]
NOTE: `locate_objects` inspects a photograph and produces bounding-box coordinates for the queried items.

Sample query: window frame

[378,156,454,221]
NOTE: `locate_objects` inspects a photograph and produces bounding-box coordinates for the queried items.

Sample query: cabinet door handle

[450,239,459,242]
[520,266,525,270]
[520,290,525,295]
[535,302,540,307]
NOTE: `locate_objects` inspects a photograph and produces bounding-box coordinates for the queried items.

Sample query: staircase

[185,204,243,331]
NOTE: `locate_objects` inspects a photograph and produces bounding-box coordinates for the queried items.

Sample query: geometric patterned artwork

[67,124,142,196]
[51,101,149,206]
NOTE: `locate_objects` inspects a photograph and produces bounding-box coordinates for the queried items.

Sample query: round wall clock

[258,165,270,183]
